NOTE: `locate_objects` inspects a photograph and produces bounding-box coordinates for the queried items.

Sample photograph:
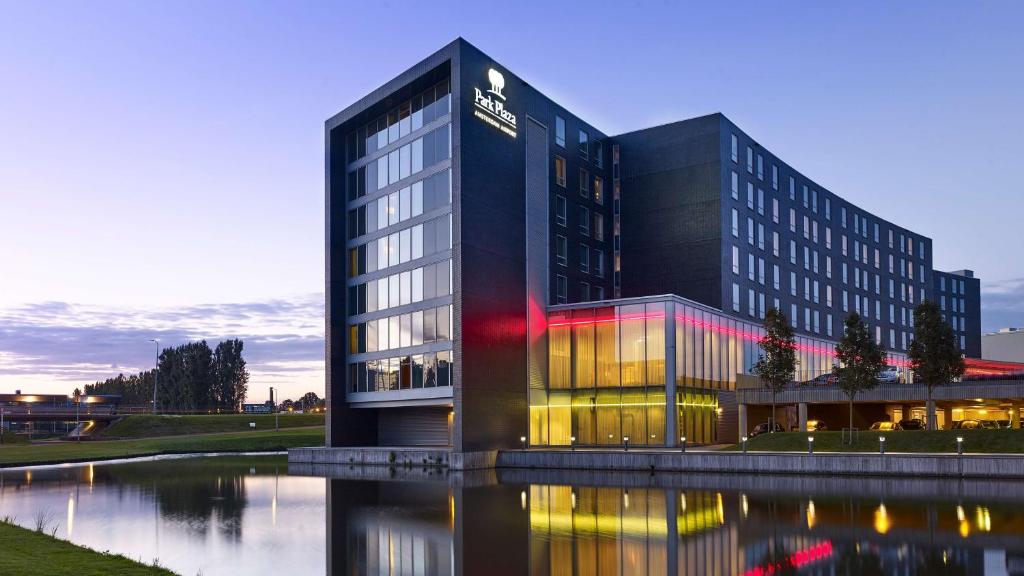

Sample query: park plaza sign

[473,68,517,138]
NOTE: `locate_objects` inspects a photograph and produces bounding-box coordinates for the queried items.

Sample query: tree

[752,308,798,433]
[833,312,886,440]
[213,339,249,411]
[909,300,965,430]
[299,392,320,412]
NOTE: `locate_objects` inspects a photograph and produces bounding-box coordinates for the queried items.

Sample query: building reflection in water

[325,473,1024,576]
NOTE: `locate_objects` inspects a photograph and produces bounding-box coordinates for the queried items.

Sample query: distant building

[243,402,274,414]
[983,328,1024,363]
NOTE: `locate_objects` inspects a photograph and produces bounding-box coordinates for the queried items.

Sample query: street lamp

[807,435,814,454]
[73,390,81,443]
[879,436,886,455]
[681,436,687,453]
[623,436,630,451]
[957,436,964,455]
[148,339,159,414]
[741,435,748,454]
[520,435,527,450]
[570,436,576,451]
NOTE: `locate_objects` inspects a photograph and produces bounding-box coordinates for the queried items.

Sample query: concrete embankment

[290,446,1024,478]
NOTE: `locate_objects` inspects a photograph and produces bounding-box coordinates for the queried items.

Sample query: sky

[1,1,1022,401]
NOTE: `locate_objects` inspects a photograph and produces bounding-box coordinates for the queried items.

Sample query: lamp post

[271,387,279,431]
[807,435,814,454]
[1,406,4,445]
[148,339,159,414]
[879,436,886,455]
[520,435,527,450]
[74,390,81,443]
[570,436,576,451]
[623,436,630,451]
[956,436,964,455]
[741,435,748,454]
[680,436,687,453]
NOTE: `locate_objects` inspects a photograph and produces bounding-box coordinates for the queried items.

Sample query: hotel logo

[474,67,517,138]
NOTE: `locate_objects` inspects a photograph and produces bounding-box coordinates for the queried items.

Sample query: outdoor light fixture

[623,436,630,451]
[957,436,964,455]
[741,435,748,453]
[570,435,576,451]
[879,436,886,455]
[520,436,527,450]
[808,436,815,454]
[681,436,687,453]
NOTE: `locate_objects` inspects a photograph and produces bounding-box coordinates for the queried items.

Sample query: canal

[2,454,1023,575]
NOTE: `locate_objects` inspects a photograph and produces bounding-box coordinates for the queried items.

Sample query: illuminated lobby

[531,295,911,447]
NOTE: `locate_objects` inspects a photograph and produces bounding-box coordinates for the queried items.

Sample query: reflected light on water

[807,499,817,530]
[66,493,75,537]
[874,503,891,534]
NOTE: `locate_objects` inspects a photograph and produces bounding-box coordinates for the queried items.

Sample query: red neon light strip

[548,311,909,367]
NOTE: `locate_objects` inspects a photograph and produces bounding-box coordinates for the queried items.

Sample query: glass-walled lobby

[531,295,909,447]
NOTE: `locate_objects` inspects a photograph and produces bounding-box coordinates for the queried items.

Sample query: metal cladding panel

[377,407,451,446]
[526,117,549,393]
[614,115,724,308]
[453,42,530,452]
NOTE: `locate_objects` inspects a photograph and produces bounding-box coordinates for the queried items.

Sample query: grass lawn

[731,429,1024,453]
[98,412,324,438]
[0,426,324,467]
[0,521,176,576]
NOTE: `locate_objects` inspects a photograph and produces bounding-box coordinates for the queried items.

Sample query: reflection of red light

[742,541,833,576]
[548,310,908,366]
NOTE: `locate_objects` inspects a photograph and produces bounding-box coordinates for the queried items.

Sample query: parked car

[806,419,828,431]
[749,422,784,437]
[802,373,838,386]
[996,419,1012,429]
[953,419,981,430]
[870,421,896,431]
[876,365,901,384]
[896,418,927,430]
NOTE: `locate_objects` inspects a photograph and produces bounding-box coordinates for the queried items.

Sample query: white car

[877,366,901,384]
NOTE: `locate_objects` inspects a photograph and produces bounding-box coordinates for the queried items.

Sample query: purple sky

[1,1,1021,399]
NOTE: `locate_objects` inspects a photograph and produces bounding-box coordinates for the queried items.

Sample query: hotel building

[325,38,988,451]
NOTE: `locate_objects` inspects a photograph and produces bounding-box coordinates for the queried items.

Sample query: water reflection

[317,466,1024,576]
[0,456,324,576]
[5,456,1024,575]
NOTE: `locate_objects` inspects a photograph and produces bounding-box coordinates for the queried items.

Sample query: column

[665,302,677,448]
[1012,404,1021,429]
[798,402,808,432]
[738,403,748,440]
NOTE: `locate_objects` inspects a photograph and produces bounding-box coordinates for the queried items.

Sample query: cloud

[981,277,1024,332]
[0,295,324,400]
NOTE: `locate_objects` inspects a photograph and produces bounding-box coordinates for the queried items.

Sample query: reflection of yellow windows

[554,156,566,187]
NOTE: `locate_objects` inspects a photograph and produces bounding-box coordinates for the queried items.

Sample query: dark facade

[325,38,983,450]
[617,115,979,358]
[933,269,982,357]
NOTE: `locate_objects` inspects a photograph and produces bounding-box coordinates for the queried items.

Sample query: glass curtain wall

[544,304,666,446]
[537,297,911,447]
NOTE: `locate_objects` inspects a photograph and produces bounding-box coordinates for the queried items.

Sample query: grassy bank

[0,520,176,575]
[98,412,324,438]
[732,429,1024,453]
[0,426,324,467]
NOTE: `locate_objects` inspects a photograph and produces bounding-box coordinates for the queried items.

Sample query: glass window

[555,116,565,147]
[578,130,589,159]
[554,156,566,187]
[555,195,567,226]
